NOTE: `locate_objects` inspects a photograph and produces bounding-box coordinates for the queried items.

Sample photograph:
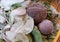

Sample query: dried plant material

[53,29,60,42]
[58,19,60,25]
[51,0,60,13]
[57,37,60,42]
[57,4,60,12]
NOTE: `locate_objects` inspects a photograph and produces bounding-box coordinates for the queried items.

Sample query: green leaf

[11,3,21,10]
[31,26,42,42]
[0,39,5,42]
[44,1,50,8]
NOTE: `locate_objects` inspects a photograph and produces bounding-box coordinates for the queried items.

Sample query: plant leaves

[31,26,42,42]
[11,3,21,10]
[44,2,51,8]
[0,39,5,42]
